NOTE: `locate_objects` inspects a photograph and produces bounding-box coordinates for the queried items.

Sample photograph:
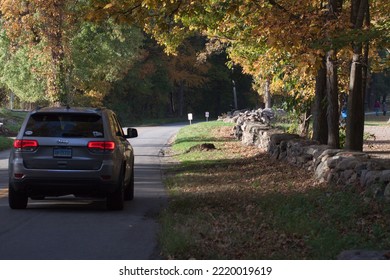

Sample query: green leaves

[0,29,47,102]
[0,1,144,105]
[71,20,143,94]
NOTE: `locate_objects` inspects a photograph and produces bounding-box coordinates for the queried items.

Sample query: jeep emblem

[57,139,69,145]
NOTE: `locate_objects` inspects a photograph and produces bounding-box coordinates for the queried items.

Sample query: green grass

[0,108,26,133]
[159,121,390,259]
[0,108,27,121]
[171,121,236,162]
[173,121,233,150]
[0,136,13,151]
[0,108,26,151]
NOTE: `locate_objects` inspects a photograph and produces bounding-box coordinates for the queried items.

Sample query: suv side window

[109,114,124,137]
[113,115,126,137]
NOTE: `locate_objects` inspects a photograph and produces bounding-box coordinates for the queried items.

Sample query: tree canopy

[88,0,389,150]
[0,0,389,150]
[0,0,143,104]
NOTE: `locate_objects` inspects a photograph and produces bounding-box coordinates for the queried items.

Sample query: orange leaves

[138,59,156,79]
[162,124,330,259]
[0,0,70,53]
[165,40,210,88]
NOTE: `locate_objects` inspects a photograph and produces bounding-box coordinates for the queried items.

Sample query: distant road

[0,124,184,260]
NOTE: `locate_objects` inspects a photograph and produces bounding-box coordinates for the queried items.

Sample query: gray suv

[8,107,138,210]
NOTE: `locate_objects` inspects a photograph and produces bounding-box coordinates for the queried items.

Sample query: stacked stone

[218,112,390,201]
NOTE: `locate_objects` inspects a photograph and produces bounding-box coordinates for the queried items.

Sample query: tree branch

[355,0,368,29]
[123,3,143,16]
[265,0,299,19]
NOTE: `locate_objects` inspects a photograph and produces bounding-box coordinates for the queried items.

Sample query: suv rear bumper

[9,162,120,197]
[11,177,117,197]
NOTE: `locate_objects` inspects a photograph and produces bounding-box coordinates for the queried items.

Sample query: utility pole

[10,92,14,110]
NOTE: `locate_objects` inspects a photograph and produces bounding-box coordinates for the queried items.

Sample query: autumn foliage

[0,0,145,105]
[86,0,389,150]
[0,0,389,150]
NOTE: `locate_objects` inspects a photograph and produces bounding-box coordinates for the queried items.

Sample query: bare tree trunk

[170,91,176,115]
[326,50,340,148]
[299,108,312,137]
[346,49,365,151]
[178,81,185,117]
[345,0,369,151]
[312,57,328,144]
[362,3,370,112]
[264,76,271,109]
[323,0,343,148]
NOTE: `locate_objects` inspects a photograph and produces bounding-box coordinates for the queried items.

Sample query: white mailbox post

[188,113,193,125]
[205,112,209,122]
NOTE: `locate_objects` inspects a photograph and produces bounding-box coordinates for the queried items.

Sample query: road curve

[0,124,184,260]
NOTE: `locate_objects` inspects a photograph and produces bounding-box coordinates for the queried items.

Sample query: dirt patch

[213,125,235,139]
[187,143,216,152]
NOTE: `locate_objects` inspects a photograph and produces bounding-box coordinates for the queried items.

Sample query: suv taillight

[87,141,115,152]
[14,140,39,152]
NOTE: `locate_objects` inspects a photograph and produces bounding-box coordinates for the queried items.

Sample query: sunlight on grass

[172,121,234,152]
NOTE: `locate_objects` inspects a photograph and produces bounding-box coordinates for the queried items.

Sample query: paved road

[0,149,9,199]
[0,124,184,259]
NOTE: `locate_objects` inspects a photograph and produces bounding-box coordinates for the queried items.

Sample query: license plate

[53,148,72,158]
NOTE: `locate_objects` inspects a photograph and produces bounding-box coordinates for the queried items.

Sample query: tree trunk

[323,0,343,148]
[178,81,185,117]
[362,3,370,112]
[46,0,67,104]
[326,50,340,148]
[346,49,365,151]
[312,57,328,144]
[345,0,369,151]
[170,91,176,115]
[299,108,312,137]
[264,76,271,109]
[362,41,369,111]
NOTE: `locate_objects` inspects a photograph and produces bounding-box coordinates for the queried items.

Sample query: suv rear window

[24,113,104,138]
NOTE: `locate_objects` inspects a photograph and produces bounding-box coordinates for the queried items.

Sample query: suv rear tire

[124,167,134,201]
[106,171,124,210]
[9,183,28,209]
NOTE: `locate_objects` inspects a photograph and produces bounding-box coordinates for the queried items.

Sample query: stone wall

[221,112,390,201]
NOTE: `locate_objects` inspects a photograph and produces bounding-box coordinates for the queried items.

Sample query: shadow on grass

[161,154,390,260]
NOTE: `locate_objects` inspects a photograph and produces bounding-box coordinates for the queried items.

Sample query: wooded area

[0,0,389,151]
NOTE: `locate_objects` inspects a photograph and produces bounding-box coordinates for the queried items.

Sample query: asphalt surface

[0,124,184,259]
[0,149,8,200]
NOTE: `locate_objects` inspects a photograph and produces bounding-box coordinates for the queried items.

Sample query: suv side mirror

[126,128,138,138]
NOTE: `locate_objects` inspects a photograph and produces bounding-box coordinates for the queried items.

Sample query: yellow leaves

[270,79,284,93]
[103,3,114,10]
[72,90,105,107]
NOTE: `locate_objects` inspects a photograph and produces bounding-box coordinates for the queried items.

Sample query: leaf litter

[160,124,390,259]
